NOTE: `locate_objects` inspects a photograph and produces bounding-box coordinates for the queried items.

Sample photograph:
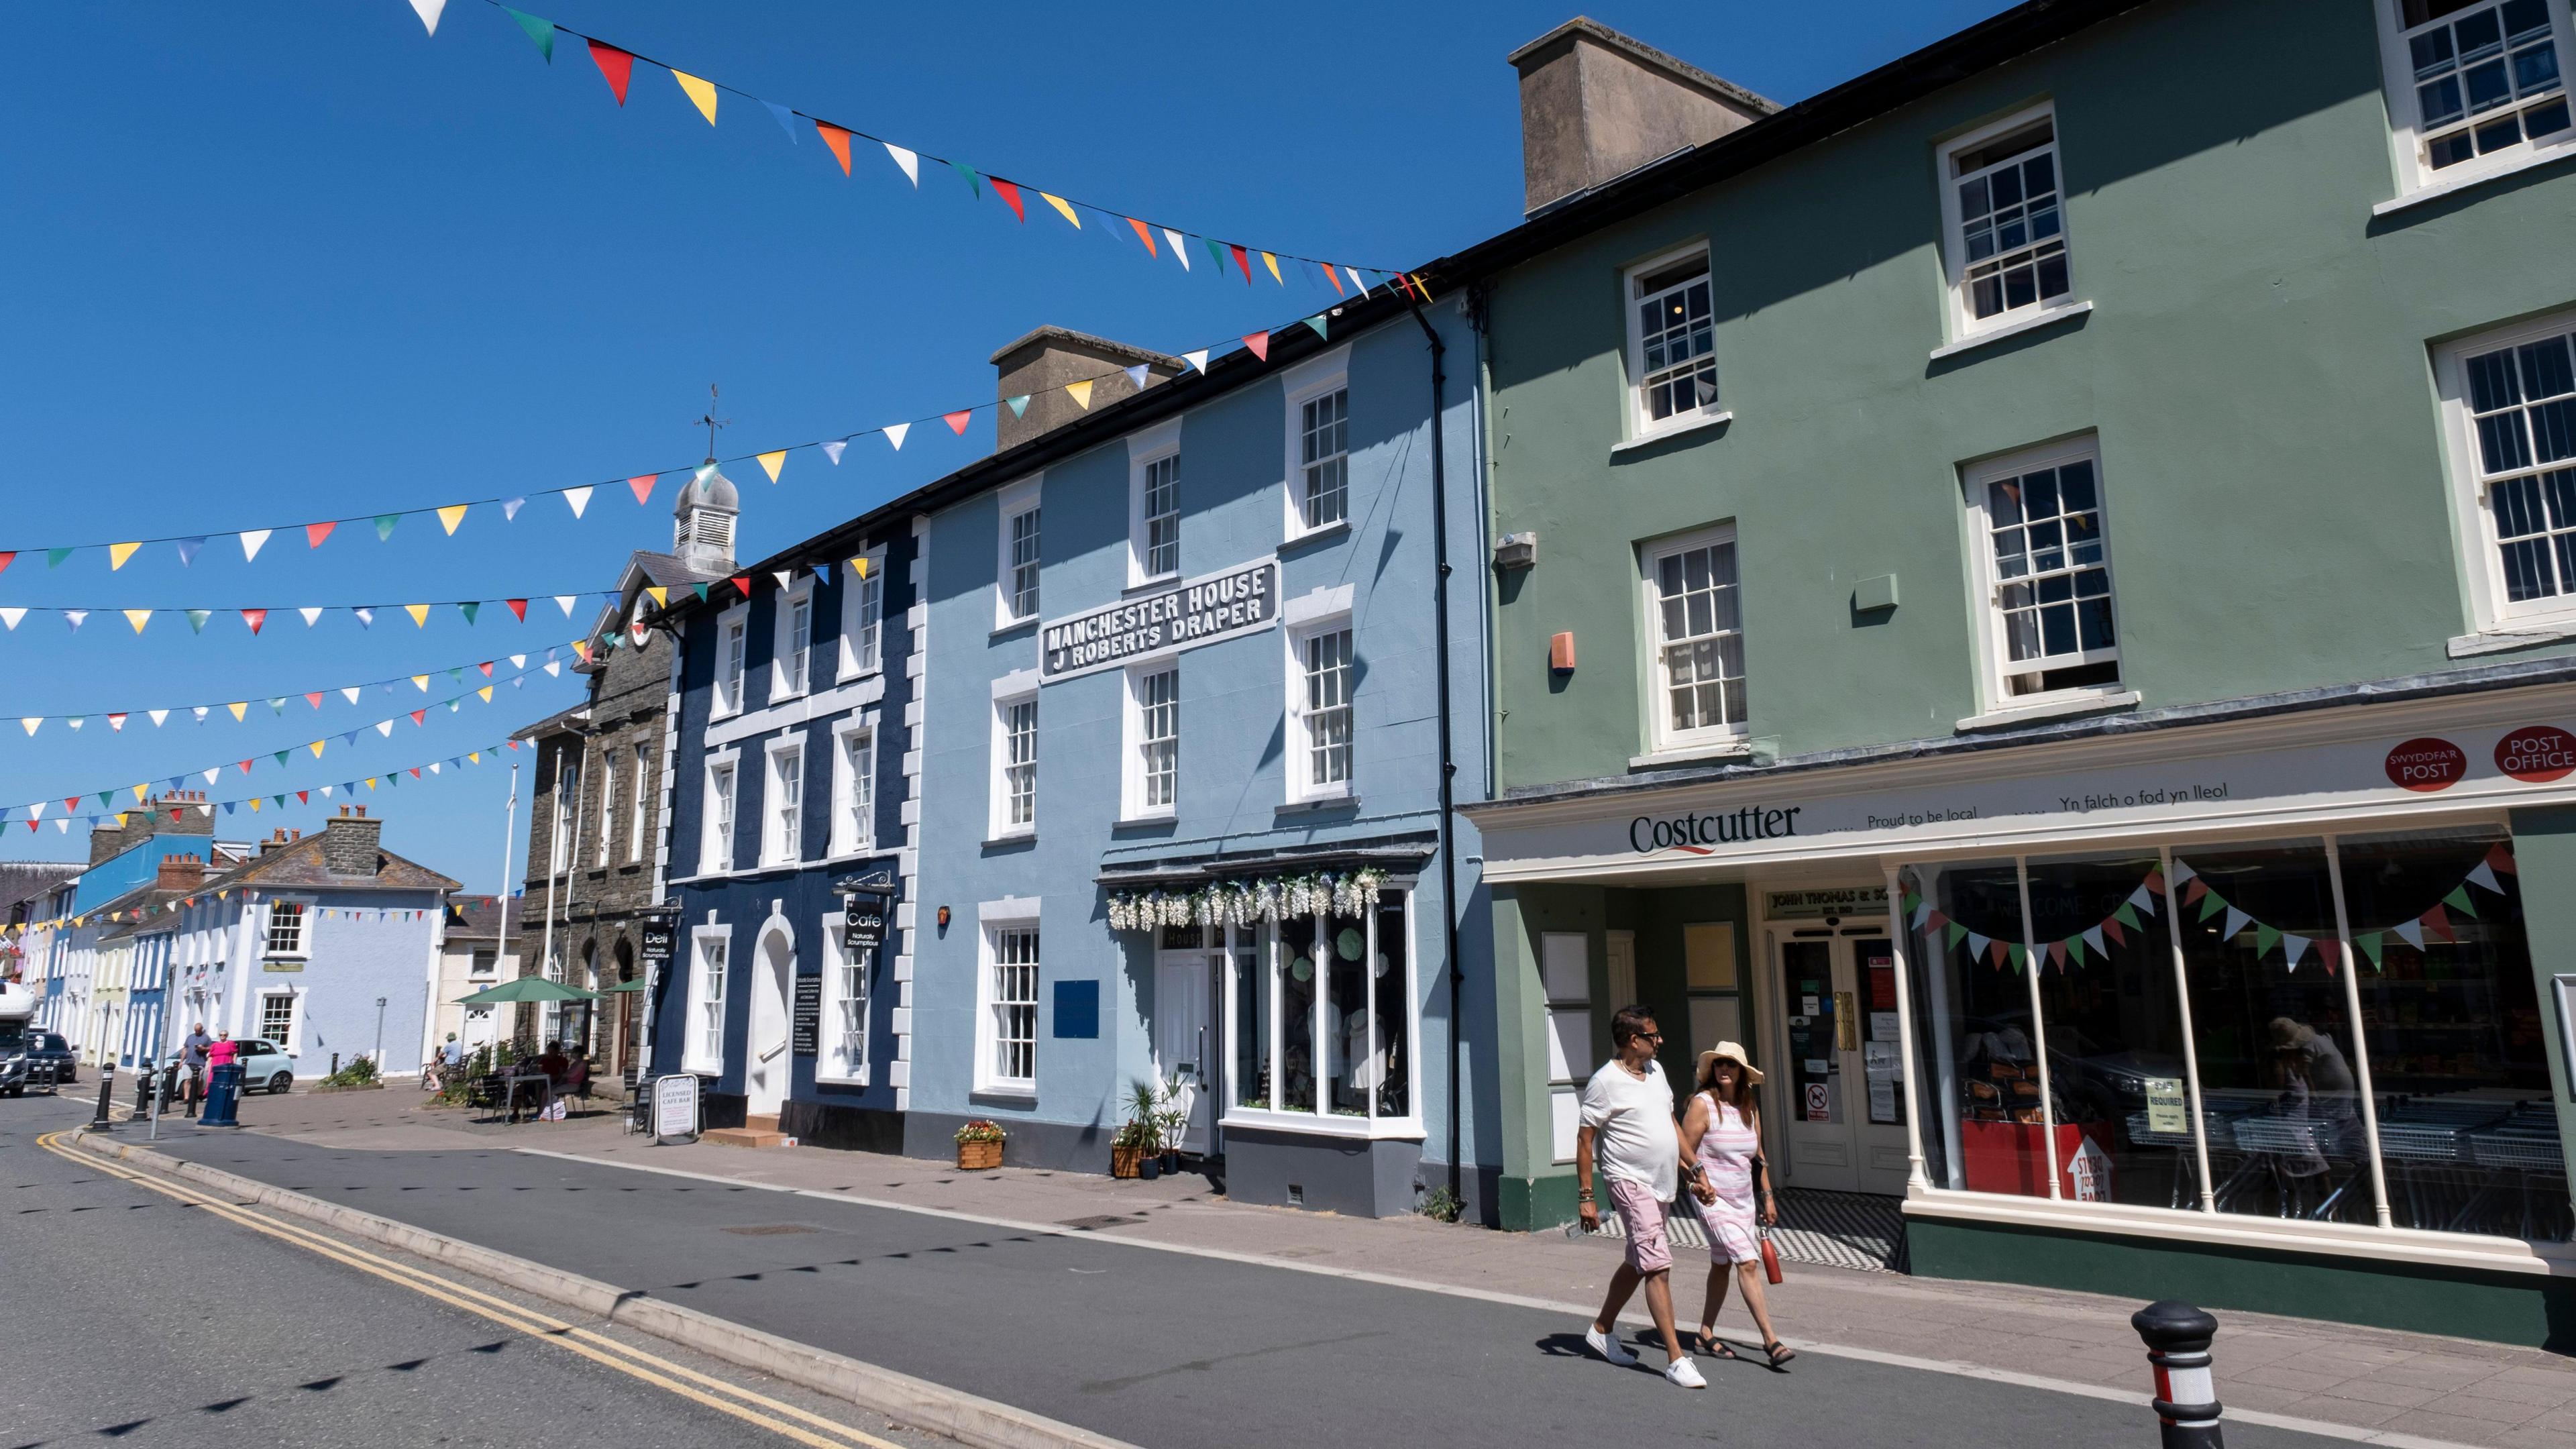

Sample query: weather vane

[695,384,732,462]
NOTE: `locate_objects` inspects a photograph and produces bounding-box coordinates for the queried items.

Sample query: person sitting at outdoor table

[538,1041,569,1085]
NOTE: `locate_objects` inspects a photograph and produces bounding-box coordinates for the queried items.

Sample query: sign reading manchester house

[1040,557,1277,682]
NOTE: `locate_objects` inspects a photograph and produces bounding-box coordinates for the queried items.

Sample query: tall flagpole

[491,762,519,1059]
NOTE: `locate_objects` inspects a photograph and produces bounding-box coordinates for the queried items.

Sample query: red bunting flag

[2314,938,2341,975]
[297,790,309,805]
[2048,941,2068,969]
[305,693,323,710]
[503,598,527,621]
[305,521,335,549]
[478,661,494,676]
[2420,904,2455,943]
[732,577,753,598]
[2182,877,2208,907]
[587,40,633,105]
[62,796,79,812]
[2143,869,2166,896]
[235,761,252,775]
[410,767,423,780]
[628,474,655,505]
[0,551,13,575]
[990,178,1026,223]
[943,411,973,435]
[1128,218,1157,256]
[2486,842,2517,874]
[1231,244,1252,284]
[410,709,426,727]
[2102,918,2127,947]
[241,608,267,635]
[815,121,853,175]
[1241,331,1270,362]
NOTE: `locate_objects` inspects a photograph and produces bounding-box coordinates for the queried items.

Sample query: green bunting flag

[273,751,289,768]
[47,548,72,568]
[1303,315,1330,340]
[186,610,211,634]
[458,601,480,625]
[948,160,981,196]
[502,6,555,60]
[2112,902,2141,932]
[2354,931,2385,967]
[1006,395,1030,419]
[2443,885,2475,916]
[2255,923,2281,957]
[691,583,708,602]
[375,515,400,541]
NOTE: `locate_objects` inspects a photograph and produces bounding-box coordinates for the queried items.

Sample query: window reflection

[1372,894,1411,1118]
[1904,860,2047,1197]
[2027,852,2194,1210]
[1279,916,1318,1112]
[1233,929,1269,1110]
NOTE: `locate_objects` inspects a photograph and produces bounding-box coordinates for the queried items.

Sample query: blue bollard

[197,1062,244,1128]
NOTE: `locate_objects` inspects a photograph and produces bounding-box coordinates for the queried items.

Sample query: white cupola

[672,460,739,574]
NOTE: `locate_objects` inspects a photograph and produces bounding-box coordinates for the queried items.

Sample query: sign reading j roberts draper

[1039,558,1278,682]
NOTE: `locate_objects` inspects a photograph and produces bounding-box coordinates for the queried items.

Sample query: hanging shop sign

[843,894,888,951]
[1039,557,1277,682]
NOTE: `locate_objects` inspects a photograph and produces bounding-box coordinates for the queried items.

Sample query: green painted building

[1433,1,2576,1346]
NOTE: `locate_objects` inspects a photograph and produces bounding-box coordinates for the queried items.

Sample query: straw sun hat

[1695,1040,1764,1086]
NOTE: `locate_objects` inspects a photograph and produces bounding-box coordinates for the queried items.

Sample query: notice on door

[2145,1077,2188,1136]
[1804,1081,1831,1122]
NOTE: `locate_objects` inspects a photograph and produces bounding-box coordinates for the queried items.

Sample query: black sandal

[1694,1334,1739,1360]
[1763,1340,1797,1368]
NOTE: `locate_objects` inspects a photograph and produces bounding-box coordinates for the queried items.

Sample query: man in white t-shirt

[1576,1005,1712,1389]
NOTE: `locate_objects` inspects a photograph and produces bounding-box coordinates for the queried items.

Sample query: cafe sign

[1039,557,1277,682]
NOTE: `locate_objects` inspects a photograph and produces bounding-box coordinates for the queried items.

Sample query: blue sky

[0,0,2016,892]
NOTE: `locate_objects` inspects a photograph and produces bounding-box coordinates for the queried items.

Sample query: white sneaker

[1665,1356,1708,1389]
[1584,1326,1638,1366]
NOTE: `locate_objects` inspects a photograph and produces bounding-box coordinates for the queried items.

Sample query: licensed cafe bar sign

[1040,557,1278,682]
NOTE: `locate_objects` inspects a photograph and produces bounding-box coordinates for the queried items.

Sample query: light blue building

[900,302,1494,1218]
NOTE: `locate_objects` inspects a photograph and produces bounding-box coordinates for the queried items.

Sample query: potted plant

[1110,1118,1148,1179]
[1118,1079,1165,1179]
[954,1118,1007,1171]
[1158,1081,1188,1174]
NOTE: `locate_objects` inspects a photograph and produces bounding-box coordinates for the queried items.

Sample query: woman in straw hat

[1680,1041,1793,1368]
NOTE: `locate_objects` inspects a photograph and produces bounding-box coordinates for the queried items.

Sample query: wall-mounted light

[936,905,951,932]
[1549,631,1576,673]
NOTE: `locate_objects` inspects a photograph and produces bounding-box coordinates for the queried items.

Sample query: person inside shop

[2268,1016,2359,1212]
[1575,1006,1717,1390]
[1679,1042,1793,1368]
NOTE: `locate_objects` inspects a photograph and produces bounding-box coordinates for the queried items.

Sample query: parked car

[21,1031,77,1086]
[236,1038,295,1094]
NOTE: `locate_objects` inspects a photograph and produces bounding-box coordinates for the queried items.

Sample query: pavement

[1,1090,955,1449]
[70,1083,2576,1448]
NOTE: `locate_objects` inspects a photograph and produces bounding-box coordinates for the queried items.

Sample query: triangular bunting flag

[374,514,400,541]
[554,595,578,616]
[241,608,266,635]
[408,0,445,36]
[62,609,84,632]
[757,450,787,482]
[765,100,798,140]
[1231,244,1252,283]
[673,70,719,125]
[989,177,1025,221]
[1041,192,1080,228]
[949,160,981,195]
[731,577,753,598]
[2465,861,2502,894]
[108,541,140,570]
[123,609,150,635]
[301,606,323,627]
[1164,228,1189,269]
[176,537,204,566]
[1265,251,1285,284]
[2392,918,2424,949]
[1066,379,1093,410]
[2281,933,2311,967]
[240,529,270,561]
[305,521,335,549]
[2254,922,2281,956]
[2443,885,2477,916]
[1242,331,1270,362]
[458,601,480,625]
[2222,906,2251,938]
[885,422,910,451]
[502,496,525,521]
[644,586,667,608]
[1005,396,1029,419]
[504,598,527,621]
[820,439,846,464]
[883,143,918,186]
[564,486,592,518]
[1303,315,1329,340]
[1123,364,1148,390]
[437,504,468,535]
[816,121,853,174]
[1181,350,1209,374]
[1128,217,1157,255]
[2354,931,2385,968]
[2420,904,2455,943]
[47,547,72,568]
[586,39,632,103]
[0,607,21,631]
[405,604,431,628]
[501,6,553,60]
[944,410,973,435]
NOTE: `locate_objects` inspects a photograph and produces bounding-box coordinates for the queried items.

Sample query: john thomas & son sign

[1040,557,1278,682]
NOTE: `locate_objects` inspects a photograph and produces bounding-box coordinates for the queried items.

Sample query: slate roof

[0,862,79,920]
[442,894,524,941]
[201,831,460,896]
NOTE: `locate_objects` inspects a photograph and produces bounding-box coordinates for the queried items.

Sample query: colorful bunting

[501,5,553,60]
[586,39,632,104]
[816,121,853,174]
[673,70,719,125]
[757,450,787,482]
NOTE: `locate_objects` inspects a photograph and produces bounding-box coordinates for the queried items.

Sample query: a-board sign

[792,975,822,1057]
[652,1073,699,1143]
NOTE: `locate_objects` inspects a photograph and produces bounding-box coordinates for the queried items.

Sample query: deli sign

[1040,557,1277,682]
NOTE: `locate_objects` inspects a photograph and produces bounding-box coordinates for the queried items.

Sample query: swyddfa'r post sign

[1040,557,1277,682]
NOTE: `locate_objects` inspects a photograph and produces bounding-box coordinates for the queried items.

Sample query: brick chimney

[258,826,301,858]
[156,853,205,892]
[1507,17,1774,216]
[990,327,1185,452]
[322,805,382,877]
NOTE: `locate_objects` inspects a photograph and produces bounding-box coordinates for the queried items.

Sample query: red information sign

[2495,724,2576,783]
[2384,737,2467,792]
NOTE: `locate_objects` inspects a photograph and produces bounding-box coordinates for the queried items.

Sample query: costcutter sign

[1040,557,1277,682]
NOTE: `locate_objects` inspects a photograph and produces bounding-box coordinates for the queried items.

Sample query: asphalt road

[98,1112,2362,1449]
[0,1093,948,1449]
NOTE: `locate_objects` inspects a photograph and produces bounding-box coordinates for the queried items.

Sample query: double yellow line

[38,1131,906,1449]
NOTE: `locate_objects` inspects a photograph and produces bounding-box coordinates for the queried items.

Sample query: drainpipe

[1401,292,1468,1210]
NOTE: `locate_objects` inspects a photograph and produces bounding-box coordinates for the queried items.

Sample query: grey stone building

[511,464,737,1073]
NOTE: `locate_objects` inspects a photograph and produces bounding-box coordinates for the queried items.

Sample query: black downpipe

[1403,294,1466,1210]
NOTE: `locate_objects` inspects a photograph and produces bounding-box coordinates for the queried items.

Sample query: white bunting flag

[2392,918,2425,949]
[300,607,323,627]
[1163,229,1189,268]
[771,570,794,592]
[502,496,525,521]
[1344,266,1368,297]
[884,422,910,451]
[1964,931,1989,961]
[509,654,526,668]
[376,720,394,738]
[341,687,360,705]
[2280,933,2310,968]
[239,529,270,561]
[353,607,374,629]
[0,608,21,631]
[148,710,167,727]
[2222,906,2251,939]
[193,709,209,726]
[883,142,919,186]
[1182,350,1210,374]
[407,0,445,35]
[1124,364,1148,389]
[63,610,85,633]
[545,661,561,678]
[17,719,35,737]
[820,440,846,465]
[564,486,593,519]
[554,596,578,618]
[2082,926,2106,957]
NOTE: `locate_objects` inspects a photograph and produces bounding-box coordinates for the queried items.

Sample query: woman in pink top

[205,1032,237,1075]
[1680,1042,1793,1368]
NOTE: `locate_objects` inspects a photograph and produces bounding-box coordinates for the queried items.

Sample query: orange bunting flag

[1322,264,1344,297]
[990,178,1026,223]
[305,521,336,549]
[1242,331,1271,362]
[943,410,973,435]
[815,121,853,175]
[1129,217,1157,256]
[586,40,633,104]
[628,474,655,506]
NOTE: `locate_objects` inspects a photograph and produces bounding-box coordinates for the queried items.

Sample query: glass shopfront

[1900,826,2563,1244]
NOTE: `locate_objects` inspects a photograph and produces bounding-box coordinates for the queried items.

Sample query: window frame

[596,746,616,869]
[761,734,806,869]
[2436,306,2576,635]
[2374,0,2576,197]
[1281,346,1354,542]
[837,545,887,682]
[1638,523,1752,757]
[1283,611,1356,806]
[1127,419,1183,586]
[262,899,311,960]
[714,603,751,719]
[830,716,876,859]
[773,580,816,702]
[1961,435,2125,712]
[628,743,649,863]
[989,674,1039,841]
[683,922,730,1075]
[1122,663,1181,822]
[1218,886,1425,1138]
[1622,241,1724,441]
[700,751,741,875]
[1934,103,2078,343]
[995,475,1043,630]
[256,987,301,1056]
[817,909,869,1085]
[974,900,1041,1098]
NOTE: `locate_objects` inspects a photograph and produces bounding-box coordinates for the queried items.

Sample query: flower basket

[953,1118,1006,1171]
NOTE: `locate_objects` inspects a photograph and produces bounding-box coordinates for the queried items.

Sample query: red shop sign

[2384,737,2467,792]
[2495,724,2576,784]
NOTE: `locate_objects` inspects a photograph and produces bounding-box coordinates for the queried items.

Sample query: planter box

[315,1082,386,1093]
[957,1139,1003,1171]
[1110,1144,1143,1179]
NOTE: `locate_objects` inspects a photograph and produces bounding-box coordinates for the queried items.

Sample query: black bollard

[2132,1300,2224,1449]
[89,1061,118,1132]
[134,1058,158,1115]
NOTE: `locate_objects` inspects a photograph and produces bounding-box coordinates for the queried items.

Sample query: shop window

[1222,888,1414,1127]
[1372,894,1411,1119]
[2027,851,2196,1210]
[1902,859,2041,1197]
[2334,828,2561,1241]
[1233,929,1269,1109]
[1279,915,1320,1112]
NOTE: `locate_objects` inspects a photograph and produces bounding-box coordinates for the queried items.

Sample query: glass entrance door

[1773,932,1911,1195]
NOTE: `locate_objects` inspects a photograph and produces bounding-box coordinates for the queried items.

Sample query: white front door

[1772,930,1912,1196]
[1155,956,1213,1155]
[745,930,793,1118]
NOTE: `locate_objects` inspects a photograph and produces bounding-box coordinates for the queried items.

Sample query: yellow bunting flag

[437,504,468,535]
[131,784,148,803]
[108,542,142,570]
[849,555,870,579]
[227,702,248,722]
[366,777,378,791]
[1041,192,1081,228]
[478,686,493,703]
[1065,379,1094,411]
[1263,251,1283,284]
[249,798,261,812]
[644,586,667,608]
[674,70,718,125]
[123,609,150,634]
[757,450,787,482]
[309,741,325,757]
[413,676,430,692]
[405,604,431,628]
